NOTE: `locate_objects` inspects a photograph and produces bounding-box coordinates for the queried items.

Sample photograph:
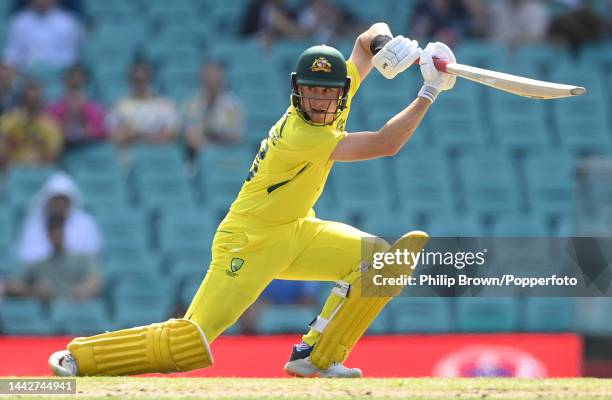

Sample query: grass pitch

[8,377,612,399]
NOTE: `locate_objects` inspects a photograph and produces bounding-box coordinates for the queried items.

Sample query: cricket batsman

[49,22,456,378]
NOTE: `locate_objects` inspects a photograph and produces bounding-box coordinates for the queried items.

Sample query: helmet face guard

[290,73,351,126]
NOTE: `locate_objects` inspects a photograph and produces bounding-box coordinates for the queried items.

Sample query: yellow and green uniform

[185,61,367,344]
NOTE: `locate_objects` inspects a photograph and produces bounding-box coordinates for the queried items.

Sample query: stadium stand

[0,0,610,338]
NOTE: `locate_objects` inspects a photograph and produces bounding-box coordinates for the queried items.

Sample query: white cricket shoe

[283,343,362,378]
[284,357,362,378]
[49,350,79,377]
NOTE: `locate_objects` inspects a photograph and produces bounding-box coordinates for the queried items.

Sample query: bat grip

[415,57,449,73]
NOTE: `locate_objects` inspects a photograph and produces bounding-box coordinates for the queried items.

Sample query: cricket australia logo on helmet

[311,57,332,73]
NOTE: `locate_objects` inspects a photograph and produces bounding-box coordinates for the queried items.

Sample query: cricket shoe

[49,350,79,377]
[283,343,362,378]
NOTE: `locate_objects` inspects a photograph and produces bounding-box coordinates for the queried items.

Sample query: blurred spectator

[0,79,63,169]
[11,0,84,17]
[47,64,106,150]
[107,60,179,147]
[0,63,18,116]
[3,0,83,70]
[489,0,550,48]
[16,172,101,265]
[242,0,306,45]
[297,0,359,43]
[548,1,611,53]
[6,214,102,301]
[182,62,244,158]
[410,0,472,47]
[239,280,319,333]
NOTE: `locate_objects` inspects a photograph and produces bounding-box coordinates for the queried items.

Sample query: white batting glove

[372,35,421,80]
[418,42,457,103]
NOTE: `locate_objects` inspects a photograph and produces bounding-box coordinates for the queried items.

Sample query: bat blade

[415,57,586,99]
[446,62,586,99]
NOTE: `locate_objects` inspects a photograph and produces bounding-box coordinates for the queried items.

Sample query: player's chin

[309,113,326,124]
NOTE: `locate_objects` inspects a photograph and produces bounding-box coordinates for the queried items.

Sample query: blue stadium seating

[392,148,455,217]
[524,153,577,219]
[387,297,453,333]
[0,299,51,335]
[8,167,56,209]
[491,115,550,153]
[157,211,215,259]
[460,153,522,216]
[97,208,150,253]
[50,299,109,335]
[456,297,519,332]
[167,260,208,286]
[257,305,316,334]
[112,276,175,329]
[63,143,120,173]
[575,298,612,335]
[525,297,575,332]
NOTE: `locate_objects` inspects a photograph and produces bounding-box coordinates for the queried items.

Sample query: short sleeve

[346,60,361,98]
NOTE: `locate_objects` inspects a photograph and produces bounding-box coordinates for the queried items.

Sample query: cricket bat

[416,57,586,100]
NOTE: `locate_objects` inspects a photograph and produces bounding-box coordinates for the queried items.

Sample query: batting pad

[310,231,429,370]
[68,318,213,376]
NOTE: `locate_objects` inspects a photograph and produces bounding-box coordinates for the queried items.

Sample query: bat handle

[414,57,449,73]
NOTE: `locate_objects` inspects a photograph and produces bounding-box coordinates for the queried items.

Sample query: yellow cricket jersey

[222,61,362,229]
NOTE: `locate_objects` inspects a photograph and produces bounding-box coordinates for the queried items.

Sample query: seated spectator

[47,64,106,150]
[182,62,244,158]
[6,214,102,301]
[548,1,611,54]
[297,0,359,43]
[410,0,474,47]
[3,0,83,70]
[17,172,101,265]
[242,0,306,46]
[0,62,18,116]
[107,59,179,147]
[489,0,550,48]
[238,280,319,334]
[11,0,84,17]
[0,79,63,169]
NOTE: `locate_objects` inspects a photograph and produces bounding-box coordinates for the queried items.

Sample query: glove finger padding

[373,35,420,79]
[385,35,405,53]
[395,41,421,73]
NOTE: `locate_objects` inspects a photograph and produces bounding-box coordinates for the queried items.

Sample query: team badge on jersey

[311,57,332,73]
[226,258,245,278]
[231,258,244,272]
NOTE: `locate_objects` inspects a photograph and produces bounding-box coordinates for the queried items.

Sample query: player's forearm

[377,97,430,156]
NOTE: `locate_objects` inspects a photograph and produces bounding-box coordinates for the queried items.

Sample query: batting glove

[418,42,457,103]
[372,35,421,80]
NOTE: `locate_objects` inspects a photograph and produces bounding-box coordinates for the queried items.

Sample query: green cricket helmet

[290,45,351,126]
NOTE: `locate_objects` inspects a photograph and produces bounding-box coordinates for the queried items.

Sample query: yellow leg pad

[309,231,429,370]
[67,318,213,376]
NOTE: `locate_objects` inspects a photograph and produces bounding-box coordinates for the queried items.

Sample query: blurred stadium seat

[387,297,453,333]
[457,297,519,332]
[257,305,316,334]
[0,299,50,335]
[50,299,109,335]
